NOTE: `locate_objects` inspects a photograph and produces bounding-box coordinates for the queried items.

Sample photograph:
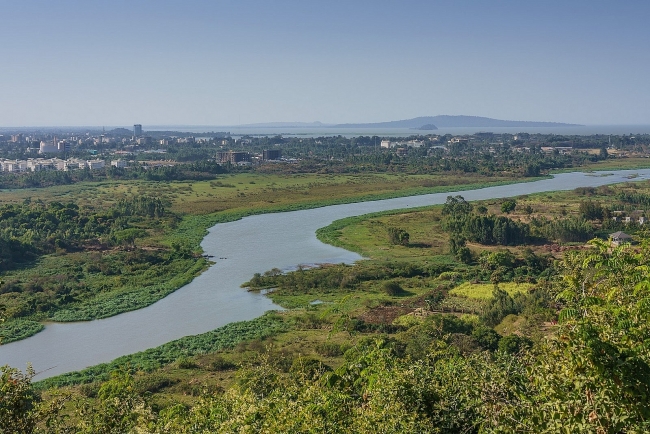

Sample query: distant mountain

[108,127,133,136]
[332,116,582,129]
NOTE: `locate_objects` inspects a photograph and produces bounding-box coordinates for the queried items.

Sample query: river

[1,169,650,379]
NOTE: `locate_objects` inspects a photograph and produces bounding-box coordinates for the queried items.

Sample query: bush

[133,374,177,394]
[480,287,519,327]
[382,281,405,296]
[209,356,237,371]
[498,334,532,354]
[79,382,101,398]
[289,357,332,381]
[472,326,500,351]
[387,227,410,246]
[174,357,198,369]
[315,341,345,357]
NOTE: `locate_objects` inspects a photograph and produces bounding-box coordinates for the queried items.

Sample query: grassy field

[0,172,519,211]
[33,176,650,411]
[550,157,650,173]
[449,282,533,299]
[0,171,530,343]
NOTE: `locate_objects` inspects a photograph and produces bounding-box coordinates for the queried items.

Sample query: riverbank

[3,168,650,380]
[0,172,533,344]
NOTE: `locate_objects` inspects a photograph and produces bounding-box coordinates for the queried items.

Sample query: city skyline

[2,0,649,127]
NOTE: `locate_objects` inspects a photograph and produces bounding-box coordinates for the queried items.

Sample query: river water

[2,169,650,379]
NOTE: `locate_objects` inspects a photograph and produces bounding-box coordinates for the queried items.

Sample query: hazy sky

[2,0,649,126]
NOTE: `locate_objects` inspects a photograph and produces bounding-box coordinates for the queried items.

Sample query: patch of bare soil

[357,306,413,325]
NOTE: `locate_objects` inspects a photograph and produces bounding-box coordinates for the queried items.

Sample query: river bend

[1,169,649,378]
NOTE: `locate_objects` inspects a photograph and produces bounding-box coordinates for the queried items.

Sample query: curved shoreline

[2,168,650,380]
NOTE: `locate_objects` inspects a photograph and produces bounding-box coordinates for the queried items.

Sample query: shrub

[174,357,198,369]
[289,357,332,381]
[316,341,345,357]
[209,356,237,371]
[382,281,405,296]
[472,326,500,351]
[387,227,410,246]
[498,334,532,354]
[133,374,177,394]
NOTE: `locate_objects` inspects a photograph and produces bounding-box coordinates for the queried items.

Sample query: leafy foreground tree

[2,239,650,433]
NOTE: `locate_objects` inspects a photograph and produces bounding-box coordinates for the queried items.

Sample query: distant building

[134,124,143,137]
[136,137,152,145]
[86,159,105,170]
[609,231,632,246]
[380,140,393,149]
[262,149,281,161]
[541,146,573,155]
[57,140,71,152]
[111,159,128,168]
[405,140,424,148]
[39,141,59,154]
[217,151,251,164]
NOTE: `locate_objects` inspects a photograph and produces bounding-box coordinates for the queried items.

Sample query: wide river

[2,169,650,379]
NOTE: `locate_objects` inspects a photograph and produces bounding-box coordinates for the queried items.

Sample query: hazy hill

[332,115,581,129]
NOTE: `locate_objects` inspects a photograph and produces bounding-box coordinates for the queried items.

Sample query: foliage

[480,287,519,327]
[442,195,472,217]
[531,216,595,243]
[37,313,287,389]
[449,282,532,300]
[5,237,650,432]
[443,196,532,246]
[387,227,410,246]
[579,199,604,221]
[382,281,406,296]
[497,334,532,354]
[500,199,517,214]
[0,365,39,434]
[0,319,44,344]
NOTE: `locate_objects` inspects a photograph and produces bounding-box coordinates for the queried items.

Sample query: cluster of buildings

[216,149,282,165]
[380,139,426,149]
[0,158,127,173]
[611,211,646,225]
[39,138,71,154]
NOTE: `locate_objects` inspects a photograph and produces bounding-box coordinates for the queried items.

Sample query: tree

[500,199,517,214]
[387,227,409,246]
[480,287,518,326]
[599,146,609,159]
[578,200,604,221]
[442,195,472,217]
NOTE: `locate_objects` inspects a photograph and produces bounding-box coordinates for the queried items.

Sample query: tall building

[217,151,251,164]
[262,149,281,160]
[134,124,143,137]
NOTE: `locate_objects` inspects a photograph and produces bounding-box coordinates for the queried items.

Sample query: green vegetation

[448,281,532,299]
[0,197,206,341]
[38,313,287,389]
[0,319,44,344]
[5,178,650,432]
[5,239,650,432]
[0,172,531,342]
[2,129,650,430]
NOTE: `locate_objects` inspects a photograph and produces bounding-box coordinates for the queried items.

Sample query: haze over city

[2,0,649,127]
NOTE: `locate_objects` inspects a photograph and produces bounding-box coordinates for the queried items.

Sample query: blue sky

[1,0,649,126]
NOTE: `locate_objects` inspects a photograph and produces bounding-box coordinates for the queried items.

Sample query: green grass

[50,259,208,322]
[1,173,534,343]
[449,282,533,299]
[0,319,44,344]
[550,157,650,174]
[36,312,288,389]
